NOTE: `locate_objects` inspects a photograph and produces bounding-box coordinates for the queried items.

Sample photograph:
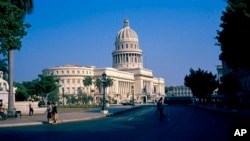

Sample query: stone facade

[42,19,165,104]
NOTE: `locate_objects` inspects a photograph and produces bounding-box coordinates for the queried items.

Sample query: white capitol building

[42,19,165,104]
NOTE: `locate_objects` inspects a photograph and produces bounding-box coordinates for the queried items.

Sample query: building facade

[42,19,165,104]
[166,86,193,97]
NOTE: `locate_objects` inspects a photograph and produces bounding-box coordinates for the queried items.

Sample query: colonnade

[113,53,142,64]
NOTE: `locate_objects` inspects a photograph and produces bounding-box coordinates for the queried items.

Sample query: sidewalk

[191,103,250,118]
[0,105,141,128]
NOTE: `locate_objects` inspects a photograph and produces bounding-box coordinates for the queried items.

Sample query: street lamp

[131,86,135,106]
[101,72,108,114]
[62,88,65,106]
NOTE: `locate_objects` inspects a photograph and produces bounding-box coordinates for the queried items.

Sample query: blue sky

[12,0,226,86]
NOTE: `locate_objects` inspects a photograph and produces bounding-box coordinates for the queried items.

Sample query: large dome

[115,19,138,43]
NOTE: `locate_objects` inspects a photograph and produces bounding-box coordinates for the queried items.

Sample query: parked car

[121,100,132,105]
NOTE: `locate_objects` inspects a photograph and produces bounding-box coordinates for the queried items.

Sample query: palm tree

[83,76,93,94]
[0,58,8,80]
[83,76,93,104]
[2,0,33,112]
[106,77,113,87]
[94,78,102,94]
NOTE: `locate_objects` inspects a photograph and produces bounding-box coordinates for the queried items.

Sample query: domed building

[43,19,165,104]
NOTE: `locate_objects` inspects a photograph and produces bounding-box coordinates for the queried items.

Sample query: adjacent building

[166,86,193,97]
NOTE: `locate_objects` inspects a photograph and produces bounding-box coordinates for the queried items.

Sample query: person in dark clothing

[51,102,58,124]
[157,97,166,120]
[29,100,34,116]
[46,102,52,123]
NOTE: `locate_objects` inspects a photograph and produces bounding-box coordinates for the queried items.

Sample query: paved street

[1,105,249,141]
[0,105,140,127]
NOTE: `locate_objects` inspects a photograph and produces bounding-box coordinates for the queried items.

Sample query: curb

[0,106,143,128]
[191,104,250,119]
[0,122,43,128]
[60,115,106,123]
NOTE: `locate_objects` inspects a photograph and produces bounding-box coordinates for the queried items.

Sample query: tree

[14,82,29,101]
[22,79,39,99]
[94,78,102,93]
[0,0,33,111]
[216,0,250,69]
[83,76,93,94]
[0,57,8,80]
[184,68,218,99]
[106,77,113,87]
[36,74,60,102]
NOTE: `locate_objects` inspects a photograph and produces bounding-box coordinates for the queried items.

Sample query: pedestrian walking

[46,102,52,123]
[29,100,34,116]
[155,99,160,115]
[51,102,58,124]
[157,97,166,120]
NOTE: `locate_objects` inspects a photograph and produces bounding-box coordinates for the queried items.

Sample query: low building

[166,86,193,97]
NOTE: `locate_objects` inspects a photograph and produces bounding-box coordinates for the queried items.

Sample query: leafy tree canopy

[216,0,250,69]
[83,76,93,87]
[14,82,29,101]
[0,57,7,80]
[184,68,218,98]
[94,78,102,93]
[0,1,30,56]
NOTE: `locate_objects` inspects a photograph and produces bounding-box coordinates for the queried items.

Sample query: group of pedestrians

[156,97,166,120]
[46,102,58,124]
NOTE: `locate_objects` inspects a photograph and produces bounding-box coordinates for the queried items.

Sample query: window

[118,45,120,49]
[126,44,128,48]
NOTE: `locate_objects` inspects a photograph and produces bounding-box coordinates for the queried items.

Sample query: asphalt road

[0,105,249,141]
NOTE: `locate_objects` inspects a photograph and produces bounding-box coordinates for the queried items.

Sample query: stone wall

[14,101,46,115]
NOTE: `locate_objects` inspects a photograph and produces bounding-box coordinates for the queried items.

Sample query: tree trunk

[8,49,14,111]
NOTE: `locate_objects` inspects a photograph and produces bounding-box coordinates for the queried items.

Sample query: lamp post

[131,86,135,106]
[101,72,108,114]
[62,88,65,106]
